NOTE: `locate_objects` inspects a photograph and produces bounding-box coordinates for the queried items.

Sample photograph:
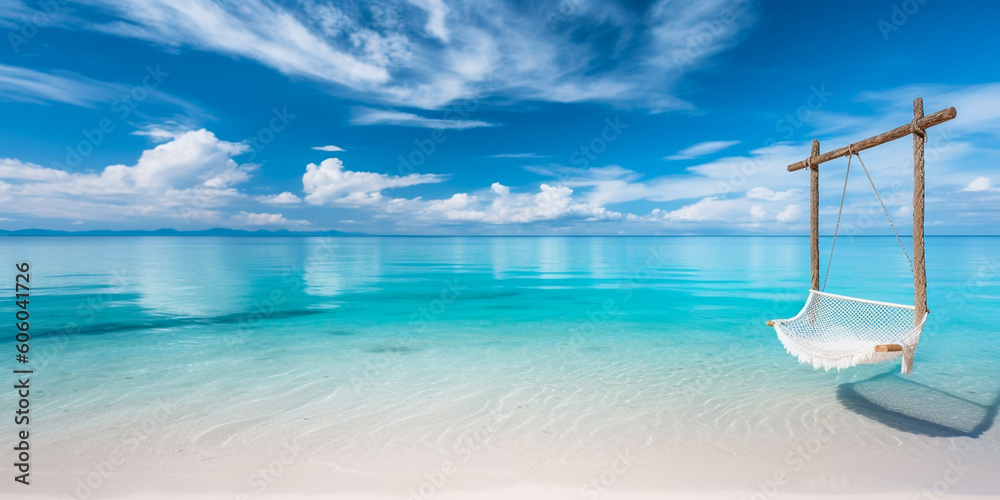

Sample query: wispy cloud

[665,140,740,160]
[312,145,345,152]
[492,153,550,159]
[0,64,120,107]
[424,183,619,224]
[351,108,496,129]
[0,63,207,123]
[72,0,756,109]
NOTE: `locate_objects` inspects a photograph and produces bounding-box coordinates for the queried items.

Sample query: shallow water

[1,236,998,496]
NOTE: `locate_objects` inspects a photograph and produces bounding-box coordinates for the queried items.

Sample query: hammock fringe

[770,290,927,373]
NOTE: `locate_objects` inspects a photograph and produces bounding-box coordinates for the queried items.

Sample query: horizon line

[2,229,998,238]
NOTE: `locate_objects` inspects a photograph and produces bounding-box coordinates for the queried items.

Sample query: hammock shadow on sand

[837,371,1000,438]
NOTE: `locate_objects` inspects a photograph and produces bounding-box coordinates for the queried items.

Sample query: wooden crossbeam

[787,106,956,172]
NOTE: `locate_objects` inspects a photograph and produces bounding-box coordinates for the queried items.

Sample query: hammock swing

[767,99,957,375]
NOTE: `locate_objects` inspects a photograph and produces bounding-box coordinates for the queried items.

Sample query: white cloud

[258,192,302,205]
[425,182,620,224]
[312,145,345,152]
[351,108,496,129]
[233,211,309,226]
[74,0,756,109]
[776,204,801,222]
[531,144,808,207]
[125,129,251,190]
[962,176,991,192]
[0,129,265,223]
[665,140,740,160]
[407,0,450,42]
[626,187,807,230]
[296,158,621,226]
[302,158,447,205]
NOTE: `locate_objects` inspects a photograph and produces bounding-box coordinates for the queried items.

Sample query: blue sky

[0,0,998,234]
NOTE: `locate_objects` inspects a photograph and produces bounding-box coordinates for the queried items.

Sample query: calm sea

[2,236,998,494]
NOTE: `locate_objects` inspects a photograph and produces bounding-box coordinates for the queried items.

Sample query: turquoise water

[2,236,998,495]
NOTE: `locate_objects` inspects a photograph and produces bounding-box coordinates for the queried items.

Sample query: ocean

[2,236,998,497]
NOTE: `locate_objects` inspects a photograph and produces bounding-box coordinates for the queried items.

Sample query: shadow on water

[33,309,327,337]
[837,371,1000,438]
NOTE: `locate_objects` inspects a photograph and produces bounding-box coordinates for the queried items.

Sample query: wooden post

[810,139,820,291]
[905,98,928,375]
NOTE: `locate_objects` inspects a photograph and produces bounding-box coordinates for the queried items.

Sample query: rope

[910,121,927,143]
[822,148,852,291]
[856,151,914,273]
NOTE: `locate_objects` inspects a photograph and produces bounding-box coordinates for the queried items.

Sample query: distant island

[0,228,362,236]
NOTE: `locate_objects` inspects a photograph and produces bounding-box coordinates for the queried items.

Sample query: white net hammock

[772,290,927,372]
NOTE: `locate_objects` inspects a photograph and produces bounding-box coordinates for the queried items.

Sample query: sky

[0,0,998,234]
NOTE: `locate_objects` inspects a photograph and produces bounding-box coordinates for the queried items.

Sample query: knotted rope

[910,120,927,143]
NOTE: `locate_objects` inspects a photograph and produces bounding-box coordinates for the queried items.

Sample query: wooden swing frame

[786,98,956,373]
